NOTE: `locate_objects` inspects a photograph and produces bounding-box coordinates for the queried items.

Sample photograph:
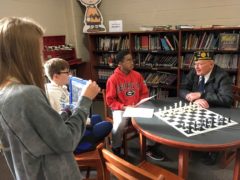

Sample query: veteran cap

[194,51,214,61]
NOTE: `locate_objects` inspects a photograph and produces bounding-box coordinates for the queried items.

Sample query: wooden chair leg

[96,161,104,180]
[86,167,90,178]
[123,133,128,158]
[220,150,236,169]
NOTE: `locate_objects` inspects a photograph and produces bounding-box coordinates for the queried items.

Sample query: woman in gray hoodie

[0,17,100,180]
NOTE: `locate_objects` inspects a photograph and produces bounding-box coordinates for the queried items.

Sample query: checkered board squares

[154,104,238,137]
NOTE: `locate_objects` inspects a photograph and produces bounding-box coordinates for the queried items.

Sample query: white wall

[0,0,87,59]
[99,0,240,31]
[1,0,240,61]
[0,0,67,35]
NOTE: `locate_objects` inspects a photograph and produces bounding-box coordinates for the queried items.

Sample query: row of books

[182,32,240,51]
[142,72,177,86]
[96,36,129,51]
[182,32,219,50]
[148,87,169,100]
[181,53,239,69]
[97,68,177,87]
[134,34,179,51]
[97,69,113,80]
[70,69,77,76]
[98,53,116,66]
[135,53,178,68]
[214,54,239,69]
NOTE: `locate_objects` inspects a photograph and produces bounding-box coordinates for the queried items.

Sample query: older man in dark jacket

[179,51,233,166]
[180,51,233,108]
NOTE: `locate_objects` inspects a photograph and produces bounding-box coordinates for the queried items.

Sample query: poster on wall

[78,0,106,33]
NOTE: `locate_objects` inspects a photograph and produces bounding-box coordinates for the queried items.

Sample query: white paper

[135,95,156,107]
[123,107,154,118]
[109,20,123,32]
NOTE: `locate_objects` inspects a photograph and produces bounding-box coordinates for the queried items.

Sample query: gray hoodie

[0,83,91,180]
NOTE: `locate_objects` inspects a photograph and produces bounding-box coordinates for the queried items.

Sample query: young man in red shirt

[106,51,165,160]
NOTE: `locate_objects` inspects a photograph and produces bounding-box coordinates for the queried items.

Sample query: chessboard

[154,101,238,137]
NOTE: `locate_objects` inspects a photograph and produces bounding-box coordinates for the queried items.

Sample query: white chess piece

[179,101,182,107]
[164,106,166,111]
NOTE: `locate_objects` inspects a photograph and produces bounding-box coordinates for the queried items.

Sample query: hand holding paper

[135,95,156,107]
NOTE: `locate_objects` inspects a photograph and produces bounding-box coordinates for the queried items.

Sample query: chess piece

[211,118,215,128]
[174,103,177,109]
[164,106,166,111]
[228,117,231,123]
[179,101,182,107]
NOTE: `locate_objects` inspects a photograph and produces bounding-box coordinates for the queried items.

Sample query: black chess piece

[205,119,209,128]
[187,123,193,134]
[222,117,227,125]
[228,117,231,123]
[182,122,185,129]
[211,118,216,128]
[194,121,197,130]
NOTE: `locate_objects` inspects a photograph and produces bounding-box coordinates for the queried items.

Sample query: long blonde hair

[0,17,45,91]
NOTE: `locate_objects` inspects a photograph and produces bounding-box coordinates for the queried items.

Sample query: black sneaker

[202,152,219,166]
[146,149,165,161]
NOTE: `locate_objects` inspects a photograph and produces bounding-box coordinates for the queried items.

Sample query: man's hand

[194,99,209,108]
[185,92,201,102]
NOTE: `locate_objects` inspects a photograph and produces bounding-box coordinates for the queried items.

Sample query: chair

[97,143,183,180]
[220,85,240,168]
[232,85,240,108]
[102,89,138,158]
[74,142,104,180]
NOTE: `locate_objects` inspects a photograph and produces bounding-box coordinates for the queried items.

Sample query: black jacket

[179,65,233,107]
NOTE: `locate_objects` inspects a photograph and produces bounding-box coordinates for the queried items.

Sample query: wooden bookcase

[43,35,91,78]
[180,27,240,88]
[87,27,240,98]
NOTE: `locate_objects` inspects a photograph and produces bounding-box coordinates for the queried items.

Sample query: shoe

[112,147,121,156]
[146,149,165,161]
[202,152,219,166]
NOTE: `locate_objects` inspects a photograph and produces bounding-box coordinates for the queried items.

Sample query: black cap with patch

[194,51,214,61]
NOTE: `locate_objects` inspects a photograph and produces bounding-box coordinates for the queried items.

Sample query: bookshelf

[43,35,91,78]
[87,27,240,98]
[180,27,240,86]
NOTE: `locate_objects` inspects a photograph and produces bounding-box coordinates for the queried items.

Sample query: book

[218,33,240,51]
[69,76,88,106]
[160,38,170,51]
[141,35,149,50]
[164,36,174,50]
